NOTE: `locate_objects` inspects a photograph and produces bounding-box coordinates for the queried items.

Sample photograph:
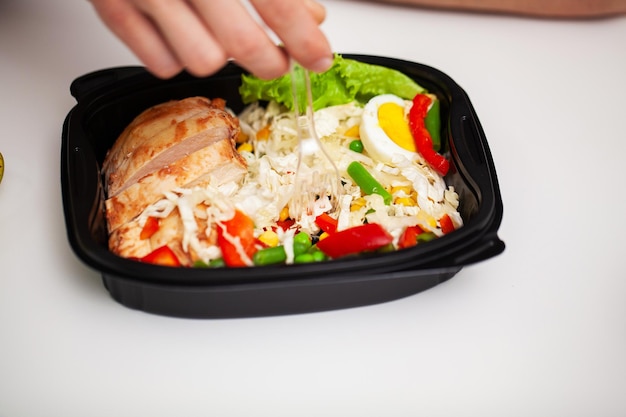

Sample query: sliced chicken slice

[105,137,246,233]
[103,96,237,197]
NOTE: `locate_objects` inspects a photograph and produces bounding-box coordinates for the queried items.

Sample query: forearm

[374,0,626,18]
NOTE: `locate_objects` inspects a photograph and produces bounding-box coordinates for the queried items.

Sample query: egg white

[359,94,416,164]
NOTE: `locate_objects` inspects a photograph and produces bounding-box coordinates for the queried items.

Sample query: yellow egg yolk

[377,102,416,152]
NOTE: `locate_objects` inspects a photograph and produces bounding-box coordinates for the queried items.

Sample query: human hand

[89,0,333,79]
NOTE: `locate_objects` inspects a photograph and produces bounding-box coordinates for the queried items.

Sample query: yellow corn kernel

[394,197,417,206]
[390,185,412,196]
[279,206,290,222]
[319,232,330,241]
[237,142,253,153]
[258,230,279,247]
[236,130,248,144]
[417,210,437,228]
[344,125,360,138]
[256,125,271,141]
[350,197,366,212]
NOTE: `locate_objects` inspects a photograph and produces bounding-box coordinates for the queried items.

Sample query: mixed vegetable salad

[135,55,462,267]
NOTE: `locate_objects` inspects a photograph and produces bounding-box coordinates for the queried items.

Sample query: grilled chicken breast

[103,96,247,263]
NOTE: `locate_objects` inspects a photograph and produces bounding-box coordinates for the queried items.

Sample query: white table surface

[1,0,625,415]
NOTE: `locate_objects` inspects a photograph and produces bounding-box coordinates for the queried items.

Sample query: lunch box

[61,54,505,318]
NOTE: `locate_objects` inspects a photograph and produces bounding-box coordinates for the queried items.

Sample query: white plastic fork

[289,61,341,219]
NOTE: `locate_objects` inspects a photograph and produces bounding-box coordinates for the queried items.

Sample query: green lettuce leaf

[238,54,426,111]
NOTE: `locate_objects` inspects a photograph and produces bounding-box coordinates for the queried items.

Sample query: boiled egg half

[359,94,416,163]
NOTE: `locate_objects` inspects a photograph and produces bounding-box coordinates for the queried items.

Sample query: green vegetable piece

[193,260,209,268]
[424,98,441,152]
[293,242,310,257]
[293,232,312,257]
[294,253,315,264]
[295,244,328,263]
[417,232,437,243]
[209,258,226,268]
[311,250,327,262]
[346,161,392,205]
[293,231,312,246]
[193,258,226,268]
[239,54,426,111]
[377,243,395,253]
[253,246,287,266]
[349,140,364,153]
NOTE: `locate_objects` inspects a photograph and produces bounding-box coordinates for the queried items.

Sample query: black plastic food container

[61,54,505,318]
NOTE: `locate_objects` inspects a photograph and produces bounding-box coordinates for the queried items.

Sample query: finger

[304,0,327,24]
[89,0,183,78]
[136,0,228,77]
[251,0,333,73]
[189,0,292,79]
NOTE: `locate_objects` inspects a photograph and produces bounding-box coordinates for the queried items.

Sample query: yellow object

[258,230,279,247]
[350,197,366,212]
[344,125,360,138]
[377,103,416,152]
[391,186,416,206]
[237,142,253,153]
[417,210,437,228]
[394,197,417,206]
[390,185,412,196]
[319,232,330,241]
[236,130,248,144]
[279,207,290,222]
[360,94,418,164]
[256,125,271,141]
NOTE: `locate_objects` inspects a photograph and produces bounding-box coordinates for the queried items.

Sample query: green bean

[424,98,441,151]
[346,161,392,205]
[253,246,287,266]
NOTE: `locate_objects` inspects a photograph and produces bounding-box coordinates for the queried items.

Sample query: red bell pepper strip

[316,223,393,259]
[315,213,338,234]
[139,216,159,240]
[140,245,181,267]
[408,94,449,176]
[439,214,455,234]
[274,218,295,232]
[398,225,424,249]
[217,209,258,267]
